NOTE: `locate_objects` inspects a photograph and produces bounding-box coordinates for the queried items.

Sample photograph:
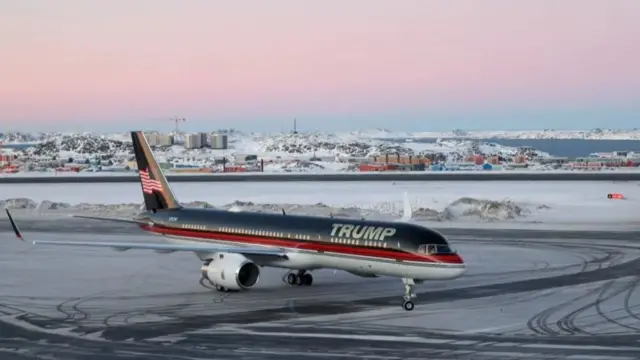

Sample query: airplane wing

[396,192,413,222]
[6,210,287,257]
[71,214,148,224]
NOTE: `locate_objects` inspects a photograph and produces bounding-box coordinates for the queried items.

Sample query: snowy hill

[3,128,640,146]
[2,131,550,166]
[253,131,422,158]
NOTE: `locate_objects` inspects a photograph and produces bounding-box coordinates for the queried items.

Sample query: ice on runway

[3,223,640,359]
[0,231,632,322]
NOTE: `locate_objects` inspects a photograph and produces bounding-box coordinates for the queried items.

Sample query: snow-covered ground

[4,129,640,175]
[1,181,639,230]
[6,131,549,163]
[5,128,640,143]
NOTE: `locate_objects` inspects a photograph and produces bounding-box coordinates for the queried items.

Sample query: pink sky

[1,0,639,131]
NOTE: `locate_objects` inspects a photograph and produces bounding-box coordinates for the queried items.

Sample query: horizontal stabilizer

[5,209,25,241]
[71,215,147,224]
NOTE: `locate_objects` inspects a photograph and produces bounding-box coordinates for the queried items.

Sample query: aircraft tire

[402,300,415,311]
[287,273,297,285]
[302,273,313,286]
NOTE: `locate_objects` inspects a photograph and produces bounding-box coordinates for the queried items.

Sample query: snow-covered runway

[1,181,639,229]
[2,226,640,359]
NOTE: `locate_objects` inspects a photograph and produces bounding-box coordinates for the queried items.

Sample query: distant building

[0,153,16,166]
[183,132,211,149]
[184,133,203,149]
[185,132,210,149]
[234,154,258,164]
[210,134,228,149]
[534,156,569,165]
[145,133,174,147]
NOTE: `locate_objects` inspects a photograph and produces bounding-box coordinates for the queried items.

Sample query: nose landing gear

[284,270,313,286]
[401,278,417,311]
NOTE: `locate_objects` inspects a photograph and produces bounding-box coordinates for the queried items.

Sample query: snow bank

[439,197,531,221]
[2,181,639,226]
[0,196,542,222]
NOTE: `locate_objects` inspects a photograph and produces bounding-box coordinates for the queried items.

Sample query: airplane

[5,131,466,311]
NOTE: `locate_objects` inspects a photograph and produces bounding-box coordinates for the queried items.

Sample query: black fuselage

[136,207,456,260]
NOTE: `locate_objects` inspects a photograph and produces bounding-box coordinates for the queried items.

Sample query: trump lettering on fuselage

[330,223,396,241]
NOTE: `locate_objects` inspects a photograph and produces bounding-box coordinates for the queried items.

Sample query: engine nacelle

[201,253,260,291]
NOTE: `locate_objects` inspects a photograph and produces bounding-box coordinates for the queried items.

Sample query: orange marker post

[607,193,625,200]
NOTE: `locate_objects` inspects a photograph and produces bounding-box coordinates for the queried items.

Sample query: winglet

[5,209,25,241]
[396,192,413,222]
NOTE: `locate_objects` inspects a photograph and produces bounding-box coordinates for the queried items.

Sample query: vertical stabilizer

[131,131,181,211]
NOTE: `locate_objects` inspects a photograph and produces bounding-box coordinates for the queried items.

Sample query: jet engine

[201,253,260,291]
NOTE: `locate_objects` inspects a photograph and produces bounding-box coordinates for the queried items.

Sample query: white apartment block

[184,133,204,149]
[144,133,174,146]
[209,134,228,149]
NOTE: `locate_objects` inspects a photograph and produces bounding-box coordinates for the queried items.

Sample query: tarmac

[2,219,640,359]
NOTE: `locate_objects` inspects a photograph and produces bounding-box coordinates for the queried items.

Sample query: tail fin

[131,131,181,211]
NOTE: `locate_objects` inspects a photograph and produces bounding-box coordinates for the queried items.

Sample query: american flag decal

[138,169,163,194]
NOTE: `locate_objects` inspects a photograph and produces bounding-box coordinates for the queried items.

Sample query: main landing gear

[285,270,313,286]
[401,278,417,311]
[214,284,229,292]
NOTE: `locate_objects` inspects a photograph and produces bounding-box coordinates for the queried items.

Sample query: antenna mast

[170,117,186,134]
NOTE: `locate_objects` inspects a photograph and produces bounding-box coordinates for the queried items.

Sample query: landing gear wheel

[401,278,417,311]
[402,300,415,311]
[287,273,297,285]
[215,284,226,292]
[285,271,313,286]
[302,273,313,286]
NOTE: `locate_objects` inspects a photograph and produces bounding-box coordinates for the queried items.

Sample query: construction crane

[169,117,186,134]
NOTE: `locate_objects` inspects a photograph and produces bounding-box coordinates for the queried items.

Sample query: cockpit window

[418,244,456,255]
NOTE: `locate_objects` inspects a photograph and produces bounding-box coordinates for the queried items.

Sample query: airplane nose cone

[434,253,464,264]
[431,253,466,278]
[457,254,467,273]
[452,253,464,265]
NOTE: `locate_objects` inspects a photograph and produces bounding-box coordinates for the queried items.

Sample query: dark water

[1,143,36,150]
[392,138,640,158]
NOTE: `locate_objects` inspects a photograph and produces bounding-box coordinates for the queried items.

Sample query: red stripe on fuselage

[139,224,463,264]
